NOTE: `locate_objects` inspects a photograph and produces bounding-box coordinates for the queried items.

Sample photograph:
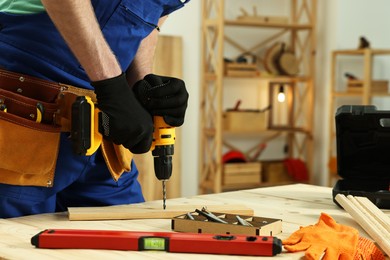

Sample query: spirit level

[31,229,282,256]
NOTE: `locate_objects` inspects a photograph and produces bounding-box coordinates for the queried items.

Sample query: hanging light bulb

[277,85,286,103]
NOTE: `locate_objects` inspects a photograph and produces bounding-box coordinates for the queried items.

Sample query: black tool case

[332,105,390,209]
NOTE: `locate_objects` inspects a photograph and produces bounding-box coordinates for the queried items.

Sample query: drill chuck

[152,145,174,180]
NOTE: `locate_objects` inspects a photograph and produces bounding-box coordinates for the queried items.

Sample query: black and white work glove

[132,74,189,126]
[92,73,153,154]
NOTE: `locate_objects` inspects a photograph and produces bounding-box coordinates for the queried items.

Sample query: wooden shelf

[224,75,311,82]
[225,20,313,30]
[200,0,317,194]
[223,129,277,136]
[223,128,311,137]
[332,91,390,97]
[333,49,390,56]
[222,181,299,191]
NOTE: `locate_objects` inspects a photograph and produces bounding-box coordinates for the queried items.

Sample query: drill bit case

[333,105,390,209]
[171,211,282,236]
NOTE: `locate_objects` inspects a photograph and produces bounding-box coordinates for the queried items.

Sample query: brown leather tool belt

[0,68,132,187]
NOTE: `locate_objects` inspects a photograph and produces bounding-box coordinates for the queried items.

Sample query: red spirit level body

[31,229,282,256]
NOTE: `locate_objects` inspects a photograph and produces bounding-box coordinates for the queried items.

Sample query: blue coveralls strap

[0,0,188,218]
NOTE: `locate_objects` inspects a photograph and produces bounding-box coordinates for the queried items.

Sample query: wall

[160,0,390,195]
[337,0,390,111]
[337,0,390,50]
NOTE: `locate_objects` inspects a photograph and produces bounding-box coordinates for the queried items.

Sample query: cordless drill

[71,96,175,210]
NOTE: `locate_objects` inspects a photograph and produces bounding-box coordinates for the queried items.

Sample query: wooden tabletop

[0,183,389,259]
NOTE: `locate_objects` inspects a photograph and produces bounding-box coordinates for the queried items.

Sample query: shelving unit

[199,0,317,194]
[327,48,390,185]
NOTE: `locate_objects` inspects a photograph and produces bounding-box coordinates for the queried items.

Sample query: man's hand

[132,74,189,126]
[92,73,153,154]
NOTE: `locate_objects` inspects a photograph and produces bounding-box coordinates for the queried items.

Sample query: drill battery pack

[332,105,390,209]
[71,96,102,156]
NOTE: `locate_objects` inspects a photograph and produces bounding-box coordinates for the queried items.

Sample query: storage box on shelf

[224,62,259,77]
[223,110,269,132]
[261,160,293,184]
[223,162,262,186]
[347,79,388,94]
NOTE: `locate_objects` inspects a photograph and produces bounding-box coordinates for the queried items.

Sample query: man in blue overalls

[0,0,189,218]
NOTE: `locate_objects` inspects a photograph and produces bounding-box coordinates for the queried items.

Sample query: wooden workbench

[0,184,389,259]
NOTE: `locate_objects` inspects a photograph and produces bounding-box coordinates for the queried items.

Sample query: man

[0,0,189,218]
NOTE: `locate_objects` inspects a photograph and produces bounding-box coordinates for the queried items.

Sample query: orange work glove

[283,213,359,260]
[354,236,385,260]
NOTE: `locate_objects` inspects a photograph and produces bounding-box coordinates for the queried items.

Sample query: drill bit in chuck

[162,180,167,210]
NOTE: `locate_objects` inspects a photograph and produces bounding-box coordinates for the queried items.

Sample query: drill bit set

[171,207,282,236]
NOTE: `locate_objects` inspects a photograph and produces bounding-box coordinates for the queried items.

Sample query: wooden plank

[68,204,254,221]
[335,194,390,257]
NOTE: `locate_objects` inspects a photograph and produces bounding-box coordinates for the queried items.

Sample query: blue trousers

[0,133,144,218]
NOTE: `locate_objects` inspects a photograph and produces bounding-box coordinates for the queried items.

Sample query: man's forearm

[41,0,121,82]
[126,16,168,86]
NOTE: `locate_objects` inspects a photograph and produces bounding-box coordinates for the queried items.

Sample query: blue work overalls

[0,0,189,218]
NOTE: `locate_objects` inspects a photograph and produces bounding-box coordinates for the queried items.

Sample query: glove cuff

[91,73,127,93]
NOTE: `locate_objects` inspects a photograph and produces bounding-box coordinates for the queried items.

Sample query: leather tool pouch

[0,69,62,187]
[101,140,132,181]
[0,69,133,186]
